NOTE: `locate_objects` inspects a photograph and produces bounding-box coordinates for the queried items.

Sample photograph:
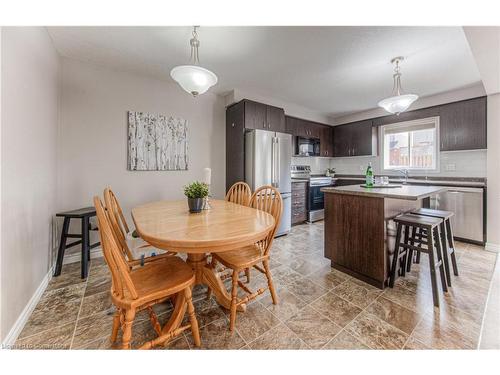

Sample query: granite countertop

[321,184,449,200]
[334,175,486,188]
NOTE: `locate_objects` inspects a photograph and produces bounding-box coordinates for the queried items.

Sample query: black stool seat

[391,213,448,307]
[410,207,454,220]
[56,207,96,218]
[54,206,100,279]
[395,213,442,227]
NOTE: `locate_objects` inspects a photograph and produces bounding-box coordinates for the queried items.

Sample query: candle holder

[202,184,212,210]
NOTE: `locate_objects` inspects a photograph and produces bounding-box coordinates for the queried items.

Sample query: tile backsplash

[291,156,332,174]
[294,149,487,178]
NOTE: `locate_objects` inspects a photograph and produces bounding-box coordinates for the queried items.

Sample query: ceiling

[47,26,482,117]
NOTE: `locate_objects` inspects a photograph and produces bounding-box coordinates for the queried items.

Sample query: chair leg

[229,271,239,331]
[245,268,251,283]
[184,287,201,347]
[434,226,448,293]
[407,226,416,272]
[427,229,440,308]
[389,223,403,288]
[121,309,136,349]
[415,228,422,264]
[54,217,70,276]
[263,260,278,305]
[439,221,452,287]
[81,217,90,279]
[400,225,409,278]
[446,219,459,276]
[110,309,121,344]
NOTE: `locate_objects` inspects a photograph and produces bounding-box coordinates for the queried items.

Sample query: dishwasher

[430,187,485,244]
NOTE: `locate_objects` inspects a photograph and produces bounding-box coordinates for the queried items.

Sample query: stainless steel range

[291,165,335,222]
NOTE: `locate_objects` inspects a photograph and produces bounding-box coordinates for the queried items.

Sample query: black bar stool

[410,208,459,286]
[54,207,100,279]
[390,213,448,307]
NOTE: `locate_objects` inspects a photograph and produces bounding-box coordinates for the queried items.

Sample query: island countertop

[321,184,448,200]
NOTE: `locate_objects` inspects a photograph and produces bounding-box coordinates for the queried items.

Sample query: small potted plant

[326,167,336,177]
[184,181,209,213]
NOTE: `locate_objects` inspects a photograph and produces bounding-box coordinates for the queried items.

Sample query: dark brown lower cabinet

[291,182,308,225]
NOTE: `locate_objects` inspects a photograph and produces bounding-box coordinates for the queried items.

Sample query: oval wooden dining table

[131,199,275,334]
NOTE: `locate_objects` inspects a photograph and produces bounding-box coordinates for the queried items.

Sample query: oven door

[309,185,326,211]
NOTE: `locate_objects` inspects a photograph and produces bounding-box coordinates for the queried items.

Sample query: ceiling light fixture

[170,26,218,97]
[378,57,418,115]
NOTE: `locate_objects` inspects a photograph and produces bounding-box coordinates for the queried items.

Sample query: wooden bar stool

[410,208,459,286]
[390,214,448,307]
[54,207,100,279]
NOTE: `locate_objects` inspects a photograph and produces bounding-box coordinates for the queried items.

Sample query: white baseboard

[62,247,103,265]
[1,266,53,348]
[485,242,500,253]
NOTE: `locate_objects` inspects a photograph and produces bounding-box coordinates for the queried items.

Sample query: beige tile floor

[14,222,498,350]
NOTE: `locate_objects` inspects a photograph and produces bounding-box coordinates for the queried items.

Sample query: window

[380,117,439,171]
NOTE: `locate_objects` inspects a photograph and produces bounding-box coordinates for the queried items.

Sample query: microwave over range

[296,136,320,156]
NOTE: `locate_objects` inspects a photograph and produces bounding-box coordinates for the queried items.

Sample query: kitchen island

[321,184,448,289]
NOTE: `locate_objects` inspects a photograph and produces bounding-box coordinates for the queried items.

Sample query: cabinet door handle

[231,123,235,128]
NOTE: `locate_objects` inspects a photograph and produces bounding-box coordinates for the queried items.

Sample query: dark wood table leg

[54,217,70,276]
[81,217,90,279]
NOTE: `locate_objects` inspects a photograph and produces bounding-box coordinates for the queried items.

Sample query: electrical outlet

[445,163,456,171]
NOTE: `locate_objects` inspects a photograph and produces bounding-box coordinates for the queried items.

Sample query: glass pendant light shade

[378,57,418,115]
[171,26,218,97]
[170,65,218,97]
[377,94,418,115]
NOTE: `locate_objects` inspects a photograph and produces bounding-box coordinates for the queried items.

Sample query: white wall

[58,58,226,227]
[1,27,60,341]
[487,94,500,250]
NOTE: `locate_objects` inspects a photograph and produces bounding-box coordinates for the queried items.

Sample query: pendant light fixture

[170,26,218,97]
[378,57,418,115]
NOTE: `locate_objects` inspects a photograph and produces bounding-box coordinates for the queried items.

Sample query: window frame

[379,116,440,173]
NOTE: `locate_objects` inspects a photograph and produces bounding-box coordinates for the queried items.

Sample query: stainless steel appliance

[245,129,292,236]
[291,165,311,179]
[430,187,485,244]
[296,137,320,156]
[308,176,334,222]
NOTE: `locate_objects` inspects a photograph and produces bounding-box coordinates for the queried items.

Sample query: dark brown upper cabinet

[439,97,486,151]
[320,125,334,157]
[243,99,285,133]
[333,120,377,157]
[285,116,321,138]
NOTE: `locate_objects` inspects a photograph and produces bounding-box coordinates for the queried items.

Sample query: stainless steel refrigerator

[245,129,292,236]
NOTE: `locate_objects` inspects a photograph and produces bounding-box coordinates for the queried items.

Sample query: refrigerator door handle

[271,136,279,188]
[271,136,275,186]
[276,137,280,188]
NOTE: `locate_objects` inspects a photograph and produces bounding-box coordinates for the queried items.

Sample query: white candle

[203,167,211,185]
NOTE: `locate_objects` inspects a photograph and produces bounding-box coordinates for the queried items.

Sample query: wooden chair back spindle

[94,196,139,300]
[249,185,283,256]
[104,187,136,261]
[225,182,252,206]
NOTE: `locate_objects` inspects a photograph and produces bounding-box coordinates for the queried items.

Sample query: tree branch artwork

[127,111,189,171]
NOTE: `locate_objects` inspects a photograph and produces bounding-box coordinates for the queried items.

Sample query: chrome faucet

[395,169,410,184]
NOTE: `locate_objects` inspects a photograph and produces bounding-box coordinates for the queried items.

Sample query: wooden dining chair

[94,196,201,349]
[225,182,252,206]
[224,182,252,282]
[104,187,175,265]
[210,185,282,331]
